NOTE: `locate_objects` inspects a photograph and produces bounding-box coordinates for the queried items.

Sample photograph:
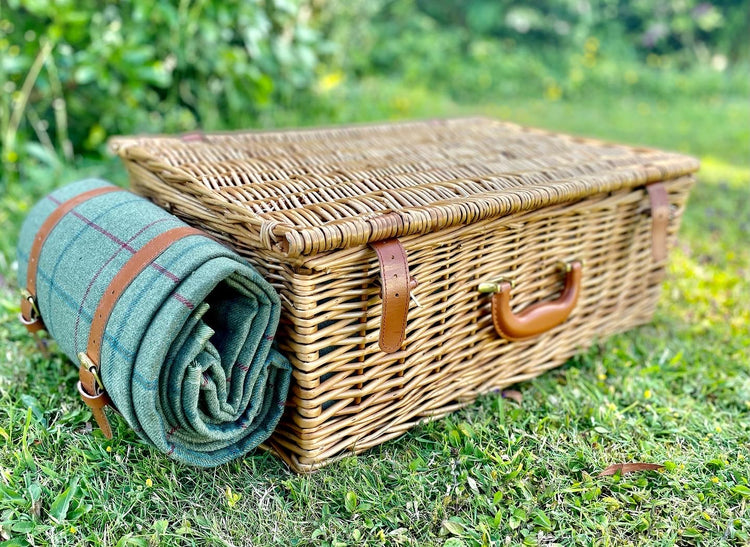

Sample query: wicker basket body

[111,118,698,471]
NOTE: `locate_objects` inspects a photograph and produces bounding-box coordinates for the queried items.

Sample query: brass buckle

[20,288,41,320]
[78,352,105,393]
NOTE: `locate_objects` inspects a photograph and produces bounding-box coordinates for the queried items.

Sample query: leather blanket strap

[78,226,205,438]
[20,186,124,333]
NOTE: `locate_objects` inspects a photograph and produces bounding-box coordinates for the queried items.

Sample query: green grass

[0,79,749,546]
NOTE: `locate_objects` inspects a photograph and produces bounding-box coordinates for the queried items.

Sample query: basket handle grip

[489,261,582,341]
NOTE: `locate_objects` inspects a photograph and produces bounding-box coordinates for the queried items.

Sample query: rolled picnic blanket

[16,179,291,467]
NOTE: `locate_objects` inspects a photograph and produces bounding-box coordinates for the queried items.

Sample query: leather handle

[491,261,582,341]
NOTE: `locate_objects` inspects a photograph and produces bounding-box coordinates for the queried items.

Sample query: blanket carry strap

[20,186,124,333]
[79,226,205,438]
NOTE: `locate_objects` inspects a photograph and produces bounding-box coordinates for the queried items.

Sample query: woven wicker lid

[110,117,699,257]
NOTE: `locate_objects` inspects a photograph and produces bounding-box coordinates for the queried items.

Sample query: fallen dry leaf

[31,498,42,518]
[501,390,523,404]
[597,462,665,477]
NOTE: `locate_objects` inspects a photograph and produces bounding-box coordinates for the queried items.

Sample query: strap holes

[395,293,399,297]
[391,255,395,260]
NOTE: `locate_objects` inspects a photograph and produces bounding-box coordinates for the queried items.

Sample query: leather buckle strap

[19,289,44,334]
[20,186,124,333]
[80,225,205,438]
[78,352,113,439]
[370,239,417,353]
[646,183,670,262]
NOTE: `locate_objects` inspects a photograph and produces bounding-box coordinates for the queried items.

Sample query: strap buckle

[20,288,41,320]
[19,289,46,334]
[77,352,114,439]
[78,352,105,393]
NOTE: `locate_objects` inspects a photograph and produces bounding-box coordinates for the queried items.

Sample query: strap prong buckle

[20,288,41,320]
[78,352,105,393]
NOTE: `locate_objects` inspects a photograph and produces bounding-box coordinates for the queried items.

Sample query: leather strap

[647,183,670,262]
[79,225,205,438]
[20,186,123,333]
[371,239,415,353]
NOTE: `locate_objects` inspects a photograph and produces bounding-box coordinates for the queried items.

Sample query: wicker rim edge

[110,119,700,258]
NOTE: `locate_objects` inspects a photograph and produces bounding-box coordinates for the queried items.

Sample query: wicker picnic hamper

[110,117,699,472]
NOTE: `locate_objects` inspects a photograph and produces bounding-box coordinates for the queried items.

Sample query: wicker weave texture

[263,178,692,470]
[111,118,698,471]
[110,118,698,258]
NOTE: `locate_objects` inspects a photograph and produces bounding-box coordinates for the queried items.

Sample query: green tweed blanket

[17,179,291,467]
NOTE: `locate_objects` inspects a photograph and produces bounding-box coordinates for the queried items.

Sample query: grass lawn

[0,80,748,546]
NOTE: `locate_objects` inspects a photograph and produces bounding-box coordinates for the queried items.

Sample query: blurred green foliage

[319,0,747,102]
[0,0,325,176]
[0,0,747,187]
[417,0,747,61]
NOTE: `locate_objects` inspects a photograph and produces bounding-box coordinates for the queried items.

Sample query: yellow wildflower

[318,72,343,92]
[646,53,661,67]
[545,83,562,101]
[584,37,599,53]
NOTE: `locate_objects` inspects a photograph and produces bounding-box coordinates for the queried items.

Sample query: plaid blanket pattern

[17,179,291,467]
